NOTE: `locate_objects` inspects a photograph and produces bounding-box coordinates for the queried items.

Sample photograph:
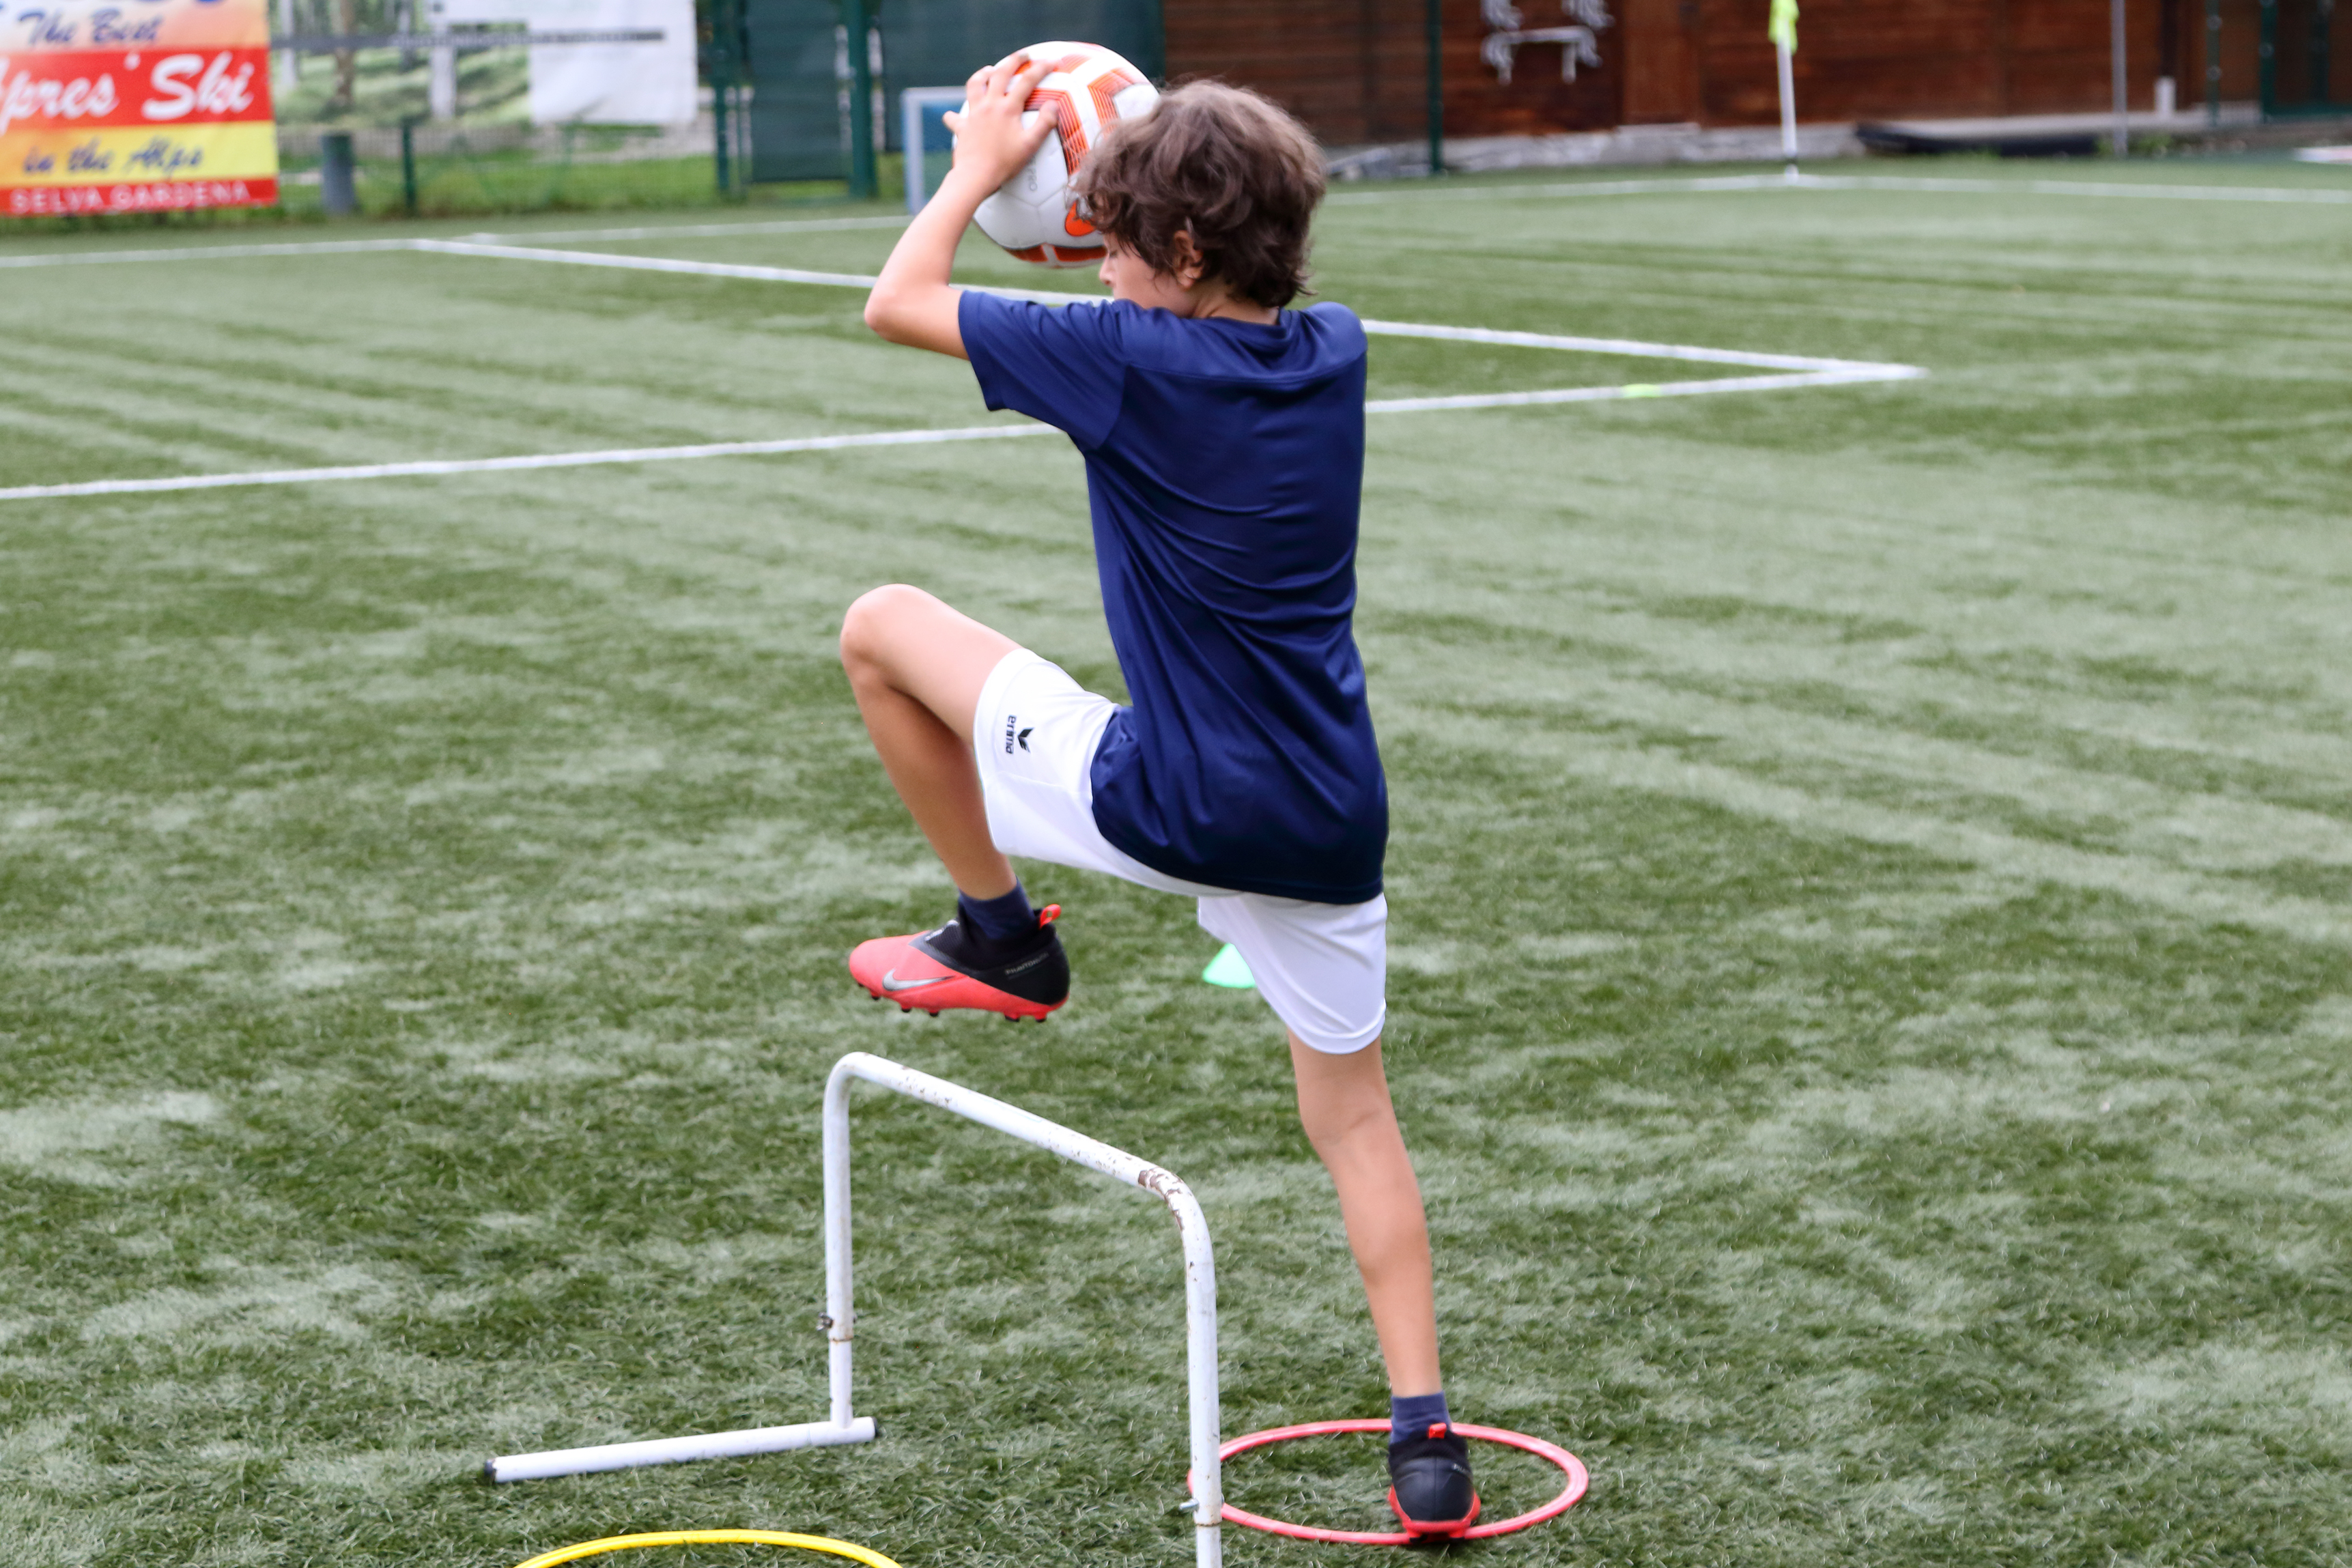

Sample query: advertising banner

[434,0,696,126]
[1,0,278,217]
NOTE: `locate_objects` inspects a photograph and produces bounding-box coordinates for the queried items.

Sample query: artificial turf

[1,161,2349,1568]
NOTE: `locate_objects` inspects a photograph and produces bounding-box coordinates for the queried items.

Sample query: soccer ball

[965,42,1158,268]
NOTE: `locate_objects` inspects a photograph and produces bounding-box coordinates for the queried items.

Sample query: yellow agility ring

[511,1530,903,1568]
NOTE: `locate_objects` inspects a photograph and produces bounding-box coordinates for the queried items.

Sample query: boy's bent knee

[837,588,1020,739]
[840,584,936,672]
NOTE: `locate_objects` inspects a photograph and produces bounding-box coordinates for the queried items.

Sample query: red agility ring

[1191,1419,1589,1545]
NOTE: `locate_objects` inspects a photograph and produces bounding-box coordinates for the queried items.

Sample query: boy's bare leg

[838,584,1021,898]
[1290,1032,1443,1397]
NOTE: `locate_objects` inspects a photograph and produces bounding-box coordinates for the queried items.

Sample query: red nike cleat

[848,905,1069,1021]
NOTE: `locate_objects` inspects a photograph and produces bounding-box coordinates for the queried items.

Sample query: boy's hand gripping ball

[962,42,1159,268]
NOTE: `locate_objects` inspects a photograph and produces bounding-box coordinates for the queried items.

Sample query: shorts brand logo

[1017,726,1033,752]
[1003,713,1018,755]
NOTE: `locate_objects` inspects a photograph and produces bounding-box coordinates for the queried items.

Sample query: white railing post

[1168,1184,1224,1568]
[823,1059,858,1429]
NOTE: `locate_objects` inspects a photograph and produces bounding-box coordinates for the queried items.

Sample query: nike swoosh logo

[881,971,948,992]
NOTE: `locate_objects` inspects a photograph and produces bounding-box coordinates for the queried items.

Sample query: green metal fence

[2258,0,2347,116]
[743,0,1163,198]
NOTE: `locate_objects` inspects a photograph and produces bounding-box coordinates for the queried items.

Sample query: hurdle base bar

[485,1416,877,1483]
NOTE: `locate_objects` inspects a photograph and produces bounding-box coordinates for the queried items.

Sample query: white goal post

[901,87,967,214]
[485,1050,1228,1568]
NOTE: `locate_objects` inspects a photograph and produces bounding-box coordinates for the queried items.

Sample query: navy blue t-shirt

[959,290,1385,905]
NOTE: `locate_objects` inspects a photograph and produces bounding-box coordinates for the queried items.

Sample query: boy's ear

[1171,227,1209,291]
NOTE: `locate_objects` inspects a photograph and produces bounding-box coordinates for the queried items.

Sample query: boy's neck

[1106,262,1279,325]
[1184,286,1280,326]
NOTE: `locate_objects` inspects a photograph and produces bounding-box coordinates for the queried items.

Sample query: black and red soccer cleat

[848,905,1069,1021]
[1387,1423,1481,1539]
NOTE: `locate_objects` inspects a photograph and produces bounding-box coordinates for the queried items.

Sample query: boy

[842,58,1477,1535]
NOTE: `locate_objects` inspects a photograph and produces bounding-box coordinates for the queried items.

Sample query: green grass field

[3,162,2350,1568]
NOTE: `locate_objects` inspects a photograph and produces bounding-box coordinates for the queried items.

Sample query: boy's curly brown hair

[1072,81,1326,309]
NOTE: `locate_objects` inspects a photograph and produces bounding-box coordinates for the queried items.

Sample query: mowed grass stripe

[1364,567,2352,802]
[1309,182,2352,384]
[1,284,925,438]
[1387,696,2352,946]
[1383,636,2352,864]
[0,426,1062,500]
[1356,408,2352,927]
[0,257,1000,492]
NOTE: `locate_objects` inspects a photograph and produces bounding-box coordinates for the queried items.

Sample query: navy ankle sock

[1390,1391,1452,1446]
[957,883,1035,947]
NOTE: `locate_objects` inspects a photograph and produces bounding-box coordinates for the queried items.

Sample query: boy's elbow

[863,284,961,355]
[864,288,918,343]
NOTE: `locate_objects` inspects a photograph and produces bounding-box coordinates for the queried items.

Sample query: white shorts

[973,648,1387,1055]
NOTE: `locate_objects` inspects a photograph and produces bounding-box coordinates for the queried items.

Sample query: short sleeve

[959,291,1130,451]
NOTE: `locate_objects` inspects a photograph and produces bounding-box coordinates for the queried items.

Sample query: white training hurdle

[485,1050,1227,1568]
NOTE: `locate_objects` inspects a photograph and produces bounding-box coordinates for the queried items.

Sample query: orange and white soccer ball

[965,42,1158,268]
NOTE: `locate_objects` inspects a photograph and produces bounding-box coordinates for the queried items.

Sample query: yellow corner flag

[1768,0,1798,52]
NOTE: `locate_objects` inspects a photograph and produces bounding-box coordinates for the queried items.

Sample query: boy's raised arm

[862,55,1053,360]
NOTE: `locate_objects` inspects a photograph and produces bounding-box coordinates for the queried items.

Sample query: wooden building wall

[1164,0,1464,145]
[2186,0,2347,109]
[1165,0,2211,145]
[1165,0,1622,141]
[1678,0,2163,124]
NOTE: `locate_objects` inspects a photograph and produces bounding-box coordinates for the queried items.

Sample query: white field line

[1369,367,1914,412]
[416,240,1920,376]
[1332,170,2352,206]
[0,369,1912,503]
[0,231,1922,375]
[0,236,1921,502]
[1357,316,1910,375]
[457,214,911,244]
[410,236,888,289]
[1812,173,2352,205]
[414,237,1094,305]
[0,424,1056,502]
[1329,173,1807,204]
[418,238,1131,309]
[0,368,1914,504]
[0,237,427,269]
[0,216,912,270]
